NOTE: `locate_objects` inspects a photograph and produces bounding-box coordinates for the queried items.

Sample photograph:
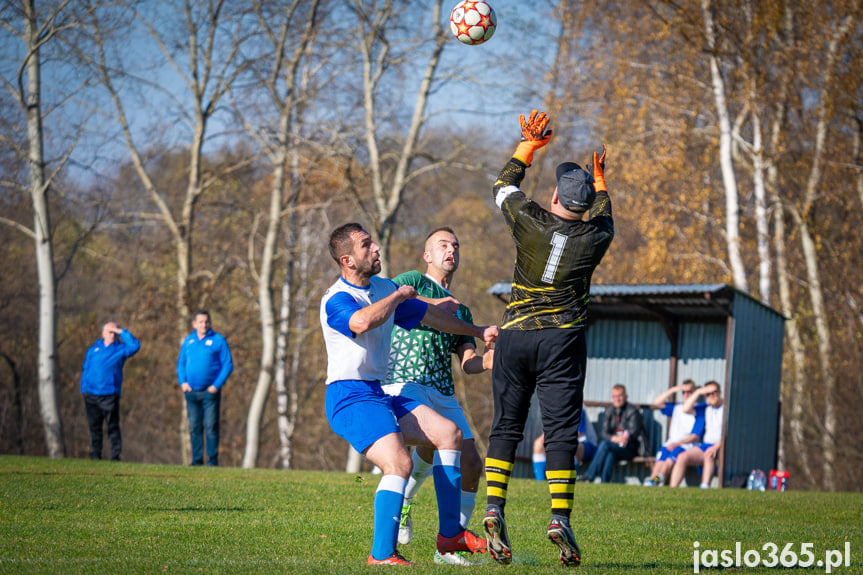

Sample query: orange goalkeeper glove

[588,144,607,193]
[513,109,552,167]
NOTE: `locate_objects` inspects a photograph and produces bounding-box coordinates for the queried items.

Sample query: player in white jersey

[643,379,704,486]
[320,223,497,566]
[669,381,725,489]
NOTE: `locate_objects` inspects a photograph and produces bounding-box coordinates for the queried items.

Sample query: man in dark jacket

[580,384,644,483]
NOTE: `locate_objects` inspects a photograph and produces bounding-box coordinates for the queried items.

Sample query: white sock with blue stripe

[461,489,476,530]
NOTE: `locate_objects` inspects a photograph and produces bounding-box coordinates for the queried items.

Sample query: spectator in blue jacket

[177,310,233,466]
[80,322,141,461]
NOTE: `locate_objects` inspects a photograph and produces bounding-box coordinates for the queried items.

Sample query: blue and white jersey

[694,403,724,445]
[662,402,701,446]
[320,275,426,385]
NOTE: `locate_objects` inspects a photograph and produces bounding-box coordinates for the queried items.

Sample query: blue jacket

[80,329,141,396]
[177,329,233,391]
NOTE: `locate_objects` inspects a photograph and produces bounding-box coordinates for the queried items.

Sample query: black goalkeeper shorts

[489,328,586,452]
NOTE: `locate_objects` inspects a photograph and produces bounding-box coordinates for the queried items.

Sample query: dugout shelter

[485,283,786,487]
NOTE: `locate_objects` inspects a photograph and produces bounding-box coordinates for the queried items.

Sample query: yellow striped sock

[485,457,513,502]
[546,468,576,513]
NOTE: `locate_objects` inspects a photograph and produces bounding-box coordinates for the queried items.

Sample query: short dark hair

[329,222,365,263]
[193,310,210,321]
[425,226,456,242]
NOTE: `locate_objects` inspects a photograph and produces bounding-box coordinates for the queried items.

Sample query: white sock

[699,483,710,489]
[403,449,434,505]
[461,490,477,529]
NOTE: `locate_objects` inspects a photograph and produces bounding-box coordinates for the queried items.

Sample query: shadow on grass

[147,506,254,512]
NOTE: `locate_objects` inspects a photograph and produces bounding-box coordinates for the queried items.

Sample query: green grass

[0,455,860,574]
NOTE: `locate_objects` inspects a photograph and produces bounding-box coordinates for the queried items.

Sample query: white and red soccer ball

[449,1,496,46]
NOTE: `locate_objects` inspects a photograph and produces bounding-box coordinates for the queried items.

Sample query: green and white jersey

[385,270,475,396]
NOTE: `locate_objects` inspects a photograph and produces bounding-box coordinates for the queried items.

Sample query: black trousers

[83,393,122,460]
[488,328,586,462]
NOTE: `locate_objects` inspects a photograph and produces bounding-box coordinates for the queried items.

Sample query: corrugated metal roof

[590,283,729,296]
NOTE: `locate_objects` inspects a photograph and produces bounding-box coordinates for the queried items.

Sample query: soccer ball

[449,1,496,46]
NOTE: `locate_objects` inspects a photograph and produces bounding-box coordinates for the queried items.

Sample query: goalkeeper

[482,110,614,567]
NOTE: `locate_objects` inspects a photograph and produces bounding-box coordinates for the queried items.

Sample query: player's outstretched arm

[493,110,553,201]
[349,284,417,335]
[418,295,461,316]
[422,303,497,342]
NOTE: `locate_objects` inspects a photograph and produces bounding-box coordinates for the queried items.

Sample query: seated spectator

[643,379,704,486]
[578,384,644,483]
[669,381,725,488]
[532,410,597,481]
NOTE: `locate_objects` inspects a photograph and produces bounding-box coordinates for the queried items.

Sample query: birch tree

[786,7,857,491]
[346,0,453,277]
[85,0,250,463]
[240,0,321,469]
[701,0,748,292]
[0,0,87,458]
[334,0,455,472]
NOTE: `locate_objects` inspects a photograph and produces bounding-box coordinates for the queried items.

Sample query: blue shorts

[656,445,687,462]
[696,442,714,452]
[580,440,597,462]
[325,380,421,454]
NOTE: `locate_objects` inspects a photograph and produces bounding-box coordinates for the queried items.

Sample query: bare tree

[337,0,452,472]
[786,8,857,491]
[0,0,89,458]
[240,0,321,469]
[346,0,452,276]
[85,0,250,463]
[701,0,748,293]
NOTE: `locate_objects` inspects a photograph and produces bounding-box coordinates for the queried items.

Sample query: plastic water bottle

[747,469,767,491]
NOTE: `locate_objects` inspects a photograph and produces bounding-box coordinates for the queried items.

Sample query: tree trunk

[702,0,748,292]
[285,214,315,469]
[242,141,285,469]
[275,243,293,469]
[856,114,863,209]
[773,198,814,486]
[243,213,279,469]
[24,1,64,458]
[799,11,855,490]
[793,207,836,489]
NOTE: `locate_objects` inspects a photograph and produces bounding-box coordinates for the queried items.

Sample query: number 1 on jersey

[541,232,567,284]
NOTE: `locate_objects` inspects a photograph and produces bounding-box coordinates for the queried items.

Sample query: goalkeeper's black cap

[555,162,596,212]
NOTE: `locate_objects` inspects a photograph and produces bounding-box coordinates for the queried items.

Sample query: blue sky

[430,1,561,138]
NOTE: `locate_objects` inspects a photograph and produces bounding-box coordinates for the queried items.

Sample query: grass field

[1,455,860,574]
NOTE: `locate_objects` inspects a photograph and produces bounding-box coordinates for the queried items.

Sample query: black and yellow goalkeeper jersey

[493,158,614,331]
